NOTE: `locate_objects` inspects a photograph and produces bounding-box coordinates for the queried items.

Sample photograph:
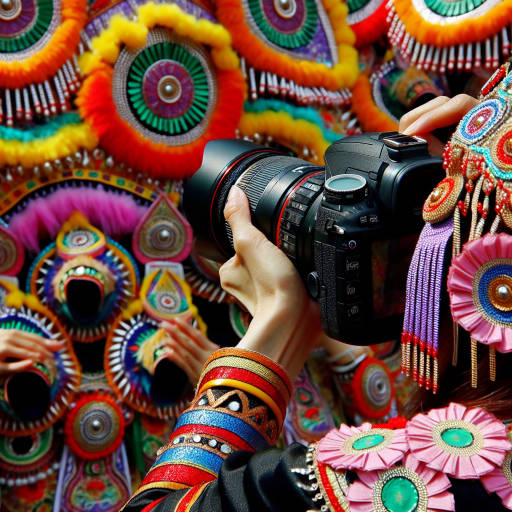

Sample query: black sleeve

[122,443,316,512]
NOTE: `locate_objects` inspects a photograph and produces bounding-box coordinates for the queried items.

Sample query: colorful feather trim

[80,4,240,73]
[0,114,97,168]
[351,74,398,132]
[238,110,330,164]
[8,187,147,253]
[388,0,512,72]
[216,0,358,90]
[245,99,341,143]
[0,0,87,89]
[391,0,512,47]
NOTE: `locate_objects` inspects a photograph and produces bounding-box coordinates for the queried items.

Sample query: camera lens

[183,139,324,271]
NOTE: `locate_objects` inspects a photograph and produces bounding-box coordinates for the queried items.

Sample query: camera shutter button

[324,174,367,204]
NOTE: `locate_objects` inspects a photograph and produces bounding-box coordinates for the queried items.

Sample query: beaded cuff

[139,348,293,491]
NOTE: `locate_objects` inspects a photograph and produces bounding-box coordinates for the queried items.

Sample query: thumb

[224,186,252,235]
[224,186,267,255]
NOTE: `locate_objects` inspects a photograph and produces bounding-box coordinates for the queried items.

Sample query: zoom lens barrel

[183,139,323,270]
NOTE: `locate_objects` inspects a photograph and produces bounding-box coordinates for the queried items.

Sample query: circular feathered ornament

[216,0,358,105]
[77,4,245,178]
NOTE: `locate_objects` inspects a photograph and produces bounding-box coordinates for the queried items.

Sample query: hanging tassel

[489,345,496,382]
[402,220,453,392]
[471,338,478,388]
[470,174,484,240]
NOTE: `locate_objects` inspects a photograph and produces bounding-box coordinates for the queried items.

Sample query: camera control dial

[324,174,367,204]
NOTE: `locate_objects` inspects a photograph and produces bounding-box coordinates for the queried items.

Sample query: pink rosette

[406,403,512,480]
[447,233,512,353]
[481,450,512,510]
[347,453,454,512]
[317,422,408,471]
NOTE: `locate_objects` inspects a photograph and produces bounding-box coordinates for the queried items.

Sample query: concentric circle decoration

[56,211,107,260]
[423,176,464,223]
[64,392,124,459]
[407,403,511,479]
[77,7,246,179]
[105,309,192,420]
[455,97,508,146]
[125,40,211,138]
[140,269,203,325]
[489,128,512,179]
[0,296,80,436]
[246,0,318,49]
[132,193,192,264]
[474,260,512,327]
[0,0,55,55]
[0,427,57,474]
[342,428,396,454]
[114,29,216,146]
[432,419,484,456]
[351,358,393,419]
[346,452,455,512]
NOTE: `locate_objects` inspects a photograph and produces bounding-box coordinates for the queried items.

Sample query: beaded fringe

[386,1,510,72]
[0,58,81,125]
[401,219,453,393]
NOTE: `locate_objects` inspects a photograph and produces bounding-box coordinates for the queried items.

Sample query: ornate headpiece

[403,60,512,391]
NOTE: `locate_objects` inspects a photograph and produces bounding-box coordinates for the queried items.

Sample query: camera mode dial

[324,174,367,205]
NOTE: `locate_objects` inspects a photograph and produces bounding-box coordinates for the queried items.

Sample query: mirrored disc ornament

[0,224,24,275]
[64,392,125,459]
[423,176,464,224]
[132,193,192,264]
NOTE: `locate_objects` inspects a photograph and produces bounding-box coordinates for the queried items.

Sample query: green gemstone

[381,477,419,512]
[352,434,384,450]
[441,428,474,448]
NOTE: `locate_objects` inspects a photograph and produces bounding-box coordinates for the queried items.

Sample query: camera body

[183,132,444,345]
[307,133,443,343]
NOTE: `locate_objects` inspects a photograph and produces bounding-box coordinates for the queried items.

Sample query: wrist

[239,299,322,380]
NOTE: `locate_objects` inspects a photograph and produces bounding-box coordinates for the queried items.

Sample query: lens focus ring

[277,174,324,261]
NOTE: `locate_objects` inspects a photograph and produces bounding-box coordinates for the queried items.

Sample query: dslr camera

[183,132,443,345]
